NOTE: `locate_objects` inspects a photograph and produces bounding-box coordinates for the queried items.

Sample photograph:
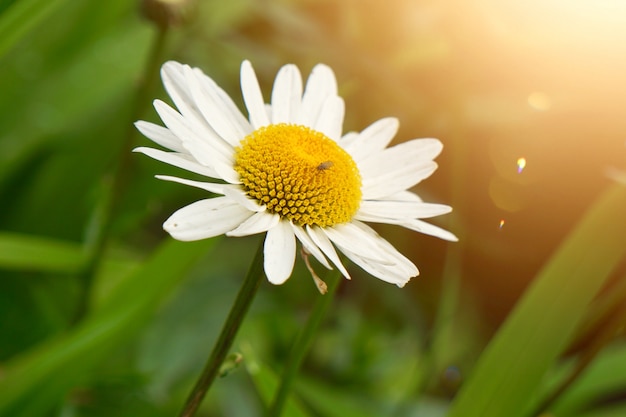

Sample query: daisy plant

[135,60,456,416]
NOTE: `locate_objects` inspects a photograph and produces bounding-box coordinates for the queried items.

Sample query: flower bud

[140,0,195,28]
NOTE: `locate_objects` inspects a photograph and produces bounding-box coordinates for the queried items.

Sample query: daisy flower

[134,60,456,290]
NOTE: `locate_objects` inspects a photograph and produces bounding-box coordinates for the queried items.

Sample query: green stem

[178,240,265,417]
[72,26,169,323]
[266,268,341,417]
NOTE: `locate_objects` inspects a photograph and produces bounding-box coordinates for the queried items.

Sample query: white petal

[338,131,359,151]
[153,99,238,183]
[163,197,253,241]
[134,121,186,153]
[152,98,233,160]
[193,67,252,139]
[161,64,231,135]
[152,99,214,160]
[313,96,344,141]
[323,223,393,265]
[221,187,266,212]
[351,221,419,277]
[264,103,272,121]
[338,244,414,287]
[153,100,240,184]
[185,65,249,147]
[264,221,297,284]
[271,64,303,124]
[357,139,443,193]
[162,63,242,155]
[155,175,232,195]
[360,137,441,173]
[227,211,280,237]
[152,98,208,152]
[412,138,443,160]
[396,219,459,242]
[133,147,218,178]
[356,200,452,222]
[306,225,351,279]
[387,191,423,202]
[325,222,418,287]
[241,60,270,129]
[291,224,332,270]
[298,64,338,126]
[361,160,438,200]
[161,61,212,134]
[344,118,399,162]
[360,138,442,173]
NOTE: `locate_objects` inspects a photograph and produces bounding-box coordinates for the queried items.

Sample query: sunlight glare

[527,92,551,111]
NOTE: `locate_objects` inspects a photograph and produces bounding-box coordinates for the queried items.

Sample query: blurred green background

[1,0,626,416]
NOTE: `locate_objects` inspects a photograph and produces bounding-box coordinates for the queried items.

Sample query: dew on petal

[517,157,526,174]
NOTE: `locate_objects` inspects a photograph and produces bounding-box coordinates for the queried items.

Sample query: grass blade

[0,238,216,416]
[446,184,626,417]
[548,342,626,415]
[0,0,68,58]
[245,360,312,417]
[0,232,84,272]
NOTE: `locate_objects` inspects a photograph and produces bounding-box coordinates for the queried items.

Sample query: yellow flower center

[234,124,362,227]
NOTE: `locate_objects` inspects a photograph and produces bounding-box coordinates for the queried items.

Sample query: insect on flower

[316,161,334,171]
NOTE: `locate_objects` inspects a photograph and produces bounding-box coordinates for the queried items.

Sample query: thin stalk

[266,269,341,417]
[178,240,265,417]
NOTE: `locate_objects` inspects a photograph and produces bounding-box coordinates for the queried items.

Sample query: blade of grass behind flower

[571,404,626,417]
[446,184,626,417]
[0,238,216,417]
[294,377,385,417]
[0,232,85,272]
[565,272,626,354]
[244,359,312,417]
[545,342,626,415]
[0,0,69,58]
[0,13,150,193]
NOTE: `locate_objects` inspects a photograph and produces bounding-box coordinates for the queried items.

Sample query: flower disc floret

[234,123,362,227]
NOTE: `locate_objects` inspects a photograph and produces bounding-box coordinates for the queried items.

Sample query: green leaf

[242,346,312,417]
[567,272,626,352]
[0,238,216,417]
[295,377,384,417]
[572,403,626,417]
[547,342,626,416]
[0,0,69,58]
[0,232,85,272]
[0,14,151,193]
[446,184,626,417]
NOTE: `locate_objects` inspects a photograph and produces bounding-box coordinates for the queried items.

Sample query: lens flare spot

[517,157,527,173]
[443,365,462,385]
[528,91,551,111]
[499,219,505,229]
